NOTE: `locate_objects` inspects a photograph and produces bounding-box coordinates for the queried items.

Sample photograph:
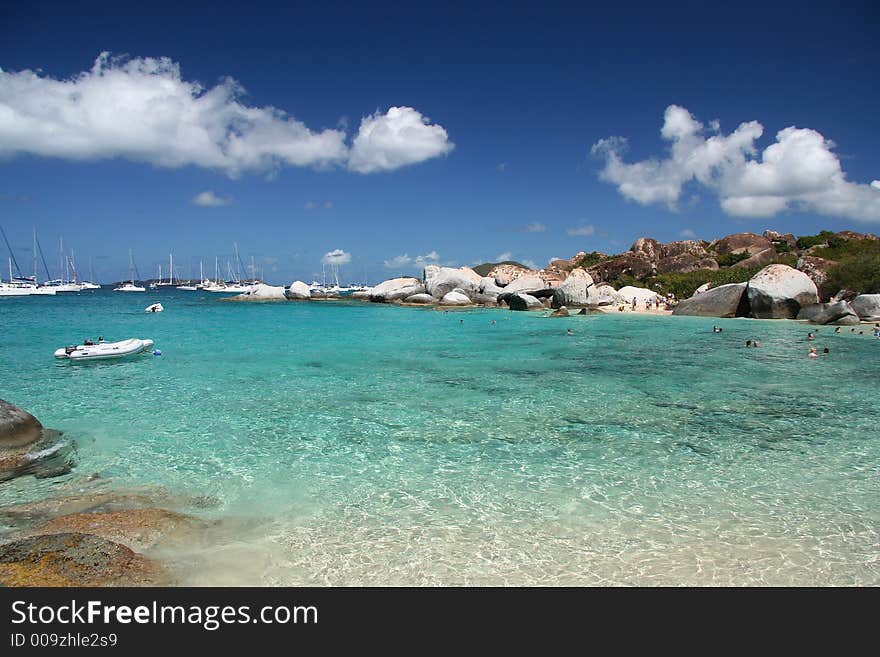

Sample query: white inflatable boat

[145,302,164,313]
[54,338,155,362]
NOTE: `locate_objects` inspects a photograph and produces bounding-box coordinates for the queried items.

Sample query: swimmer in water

[808,346,818,358]
[807,332,815,340]
[745,340,752,347]
[566,328,573,335]
[822,347,829,355]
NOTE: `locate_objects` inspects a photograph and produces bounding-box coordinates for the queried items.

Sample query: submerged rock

[24,508,206,553]
[747,264,819,319]
[1,399,43,448]
[673,283,749,318]
[0,399,74,482]
[850,294,880,320]
[796,301,860,325]
[550,306,570,317]
[0,533,166,586]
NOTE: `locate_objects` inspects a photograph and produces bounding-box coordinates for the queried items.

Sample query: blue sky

[1,1,878,283]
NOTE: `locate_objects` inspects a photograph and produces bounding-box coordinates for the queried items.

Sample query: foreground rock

[673,283,749,318]
[1,399,43,448]
[850,294,880,320]
[285,281,311,300]
[424,266,482,300]
[747,264,819,319]
[551,268,594,308]
[0,533,166,586]
[23,508,205,553]
[796,301,860,325]
[369,277,425,302]
[507,293,543,311]
[1,399,74,482]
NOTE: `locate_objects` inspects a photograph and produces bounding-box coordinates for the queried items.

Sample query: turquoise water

[1,289,878,585]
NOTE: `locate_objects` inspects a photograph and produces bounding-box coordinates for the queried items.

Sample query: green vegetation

[715,251,751,267]
[796,230,843,250]
[574,251,608,268]
[819,239,880,297]
[610,267,763,299]
[772,240,791,253]
[472,261,527,277]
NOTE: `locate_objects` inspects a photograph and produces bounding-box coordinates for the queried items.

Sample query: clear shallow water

[1,289,878,585]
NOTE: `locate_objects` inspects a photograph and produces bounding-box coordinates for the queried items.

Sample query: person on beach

[808,346,818,358]
[632,297,637,310]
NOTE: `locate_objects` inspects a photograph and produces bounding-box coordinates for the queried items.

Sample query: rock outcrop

[551,269,595,308]
[713,232,773,255]
[656,253,718,274]
[424,266,482,300]
[507,293,543,311]
[796,256,836,288]
[487,263,532,286]
[0,533,166,586]
[730,247,777,269]
[403,293,435,304]
[285,281,311,300]
[747,264,819,319]
[617,286,661,305]
[660,240,710,259]
[795,301,860,325]
[672,283,749,318]
[230,284,286,300]
[1,399,74,483]
[369,277,425,302]
[550,306,569,317]
[588,253,654,281]
[439,290,472,306]
[479,277,505,298]
[850,294,880,320]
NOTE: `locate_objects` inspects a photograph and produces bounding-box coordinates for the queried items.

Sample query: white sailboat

[177,258,200,290]
[114,250,146,292]
[0,258,33,296]
[43,238,83,292]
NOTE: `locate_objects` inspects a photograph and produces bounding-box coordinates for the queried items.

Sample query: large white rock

[507,293,543,311]
[850,294,880,320]
[594,284,625,305]
[351,290,372,300]
[672,283,748,317]
[369,277,426,302]
[285,281,311,300]
[795,301,860,325]
[232,284,286,300]
[747,264,819,319]
[501,275,551,296]
[424,266,482,299]
[617,285,662,305]
[551,268,595,308]
[439,290,472,306]
[693,283,712,296]
[480,277,505,297]
[403,293,436,304]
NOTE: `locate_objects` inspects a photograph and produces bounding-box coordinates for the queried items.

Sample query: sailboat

[157,253,175,287]
[114,250,146,292]
[0,258,33,296]
[177,258,200,290]
[42,238,83,292]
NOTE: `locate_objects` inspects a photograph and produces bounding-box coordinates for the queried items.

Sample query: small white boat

[145,302,164,313]
[54,338,155,362]
[114,282,146,292]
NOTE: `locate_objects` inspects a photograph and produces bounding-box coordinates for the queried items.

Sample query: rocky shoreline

[220,229,880,326]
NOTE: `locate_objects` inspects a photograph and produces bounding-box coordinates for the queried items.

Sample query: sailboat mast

[33,228,37,284]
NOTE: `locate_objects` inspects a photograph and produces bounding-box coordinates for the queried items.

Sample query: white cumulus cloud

[495,252,513,262]
[348,106,454,173]
[566,224,595,236]
[679,228,697,239]
[525,222,546,233]
[383,254,412,269]
[0,54,454,177]
[383,251,440,269]
[192,190,232,206]
[321,249,351,265]
[592,104,880,222]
